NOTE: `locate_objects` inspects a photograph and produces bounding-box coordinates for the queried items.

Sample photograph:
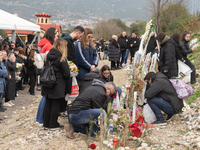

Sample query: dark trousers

[184,57,196,84]
[43,97,62,128]
[60,98,67,112]
[111,61,119,68]
[130,51,136,62]
[98,52,101,60]
[23,74,29,84]
[119,49,126,66]
[29,75,36,94]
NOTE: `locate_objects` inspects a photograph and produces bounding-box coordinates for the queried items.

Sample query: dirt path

[0,59,190,150]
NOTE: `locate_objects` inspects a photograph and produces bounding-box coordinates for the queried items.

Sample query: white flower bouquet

[68,61,79,77]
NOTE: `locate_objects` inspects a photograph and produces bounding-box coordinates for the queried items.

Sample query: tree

[93,18,130,40]
[147,0,186,33]
[62,28,74,34]
[0,30,7,37]
[130,21,146,36]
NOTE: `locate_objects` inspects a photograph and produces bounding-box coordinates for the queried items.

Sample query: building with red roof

[7,13,62,42]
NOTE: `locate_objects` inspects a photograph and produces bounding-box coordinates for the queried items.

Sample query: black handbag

[40,61,56,88]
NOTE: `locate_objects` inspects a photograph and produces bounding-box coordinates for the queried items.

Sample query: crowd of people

[0,26,197,139]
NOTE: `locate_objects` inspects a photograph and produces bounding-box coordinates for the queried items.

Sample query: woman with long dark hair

[171,32,183,62]
[42,39,70,129]
[27,50,37,95]
[38,27,58,59]
[180,31,197,84]
[74,28,98,85]
[36,27,58,125]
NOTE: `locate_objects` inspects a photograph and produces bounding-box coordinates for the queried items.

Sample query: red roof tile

[38,24,62,32]
[6,30,34,34]
[7,24,62,35]
[35,13,52,18]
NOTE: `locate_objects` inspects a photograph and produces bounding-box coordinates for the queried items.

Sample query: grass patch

[2,134,9,138]
[186,90,200,105]
[177,129,190,135]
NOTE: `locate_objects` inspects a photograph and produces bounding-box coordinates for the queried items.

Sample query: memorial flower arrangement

[143,20,154,45]
[68,61,79,76]
[16,63,22,82]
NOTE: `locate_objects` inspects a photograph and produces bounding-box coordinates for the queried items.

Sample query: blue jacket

[0,62,8,93]
[75,41,99,80]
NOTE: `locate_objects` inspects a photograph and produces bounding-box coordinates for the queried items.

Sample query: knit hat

[19,50,25,55]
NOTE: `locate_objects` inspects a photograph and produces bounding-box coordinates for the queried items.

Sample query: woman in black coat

[108,35,120,70]
[4,53,16,106]
[42,39,70,129]
[27,50,37,95]
[156,32,178,79]
[180,31,197,84]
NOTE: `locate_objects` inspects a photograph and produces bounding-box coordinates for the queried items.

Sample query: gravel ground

[0,59,191,150]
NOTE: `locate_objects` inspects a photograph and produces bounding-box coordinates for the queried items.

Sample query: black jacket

[129,36,140,56]
[118,35,128,49]
[79,71,106,94]
[145,72,183,112]
[68,79,107,114]
[61,33,77,94]
[42,48,70,99]
[158,37,178,78]
[108,38,120,62]
[27,59,36,75]
[146,36,157,54]
[180,39,193,58]
[169,38,183,61]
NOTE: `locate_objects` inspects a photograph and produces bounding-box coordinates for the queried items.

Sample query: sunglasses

[11,45,14,46]
[88,36,93,39]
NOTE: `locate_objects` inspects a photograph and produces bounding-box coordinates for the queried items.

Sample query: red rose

[89,143,97,149]
[196,74,199,78]
[131,126,142,137]
[136,116,144,124]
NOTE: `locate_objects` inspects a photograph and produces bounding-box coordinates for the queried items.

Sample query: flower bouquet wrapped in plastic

[68,61,79,77]
[15,63,22,83]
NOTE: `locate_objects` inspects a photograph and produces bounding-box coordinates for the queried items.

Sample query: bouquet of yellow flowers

[68,61,79,77]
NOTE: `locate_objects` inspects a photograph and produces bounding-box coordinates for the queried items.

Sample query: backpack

[34,53,44,69]
[169,79,194,99]
[40,61,56,88]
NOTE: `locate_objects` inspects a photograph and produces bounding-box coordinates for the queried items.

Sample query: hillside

[0,0,194,22]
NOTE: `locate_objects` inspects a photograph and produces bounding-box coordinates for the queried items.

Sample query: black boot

[0,104,7,112]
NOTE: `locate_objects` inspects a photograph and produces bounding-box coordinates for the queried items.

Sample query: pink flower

[127,87,129,90]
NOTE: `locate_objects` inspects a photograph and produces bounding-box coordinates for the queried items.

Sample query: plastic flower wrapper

[16,63,22,72]
[68,61,79,77]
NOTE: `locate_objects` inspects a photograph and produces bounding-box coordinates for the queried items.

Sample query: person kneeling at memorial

[144,72,184,125]
[67,79,116,139]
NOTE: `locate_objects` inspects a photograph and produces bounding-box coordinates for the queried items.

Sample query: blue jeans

[103,51,108,59]
[116,86,122,100]
[147,97,177,121]
[69,109,106,137]
[0,93,3,106]
[36,96,46,123]
[119,48,126,66]
[124,49,130,64]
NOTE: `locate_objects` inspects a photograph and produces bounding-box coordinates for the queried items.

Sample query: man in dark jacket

[146,32,157,55]
[156,33,178,79]
[129,33,140,62]
[144,72,183,125]
[60,26,85,116]
[118,31,129,67]
[79,68,106,93]
[67,79,116,139]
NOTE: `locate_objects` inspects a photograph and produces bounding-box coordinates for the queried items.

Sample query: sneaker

[60,111,68,117]
[166,114,175,122]
[152,120,167,126]
[37,87,41,91]
[8,101,15,106]
[50,125,64,131]
[3,102,12,107]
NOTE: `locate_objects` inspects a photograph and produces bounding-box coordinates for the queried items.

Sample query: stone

[141,143,148,148]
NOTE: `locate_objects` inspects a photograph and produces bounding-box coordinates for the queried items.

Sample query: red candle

[113,137,118,147]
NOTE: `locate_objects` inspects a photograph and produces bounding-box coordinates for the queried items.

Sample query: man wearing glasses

[67,79,116,140]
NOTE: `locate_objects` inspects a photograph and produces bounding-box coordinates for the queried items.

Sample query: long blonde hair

[52,39,68,62]
[80,28,94,49]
